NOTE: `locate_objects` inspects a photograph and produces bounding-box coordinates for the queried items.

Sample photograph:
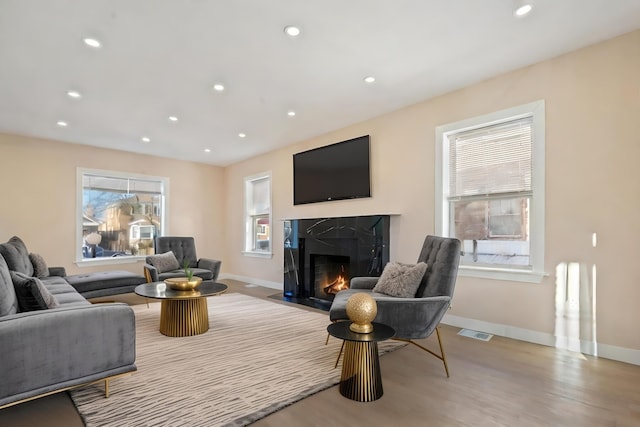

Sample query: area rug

[70,293,405,427]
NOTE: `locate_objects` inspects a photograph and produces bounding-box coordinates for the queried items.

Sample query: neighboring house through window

[244,172,272,257]
[435,100,545,282]
[77,168,168,263]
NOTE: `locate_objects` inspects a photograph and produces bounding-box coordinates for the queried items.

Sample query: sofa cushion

[65,270,146,293]
[0,236,34,276]
[146,251,181,273]
[372,262,428,298]
[0,255,19,316]
[29,252,49,278]
[10,271,60,311]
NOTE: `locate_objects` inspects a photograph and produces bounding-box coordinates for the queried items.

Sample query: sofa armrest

[0,304,136,405]
[350,277,379,290]
[197,258,221,281]
[143,263,159,282]
[48,266,66,277]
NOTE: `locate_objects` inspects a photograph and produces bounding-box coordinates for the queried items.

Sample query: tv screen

[293,135,371,205]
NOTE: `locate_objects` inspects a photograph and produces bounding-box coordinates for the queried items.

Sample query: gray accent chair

[143,236,222,283]
[328,235,461,376]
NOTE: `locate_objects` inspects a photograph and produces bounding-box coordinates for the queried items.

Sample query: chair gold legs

[328,326,450,376]
[326,332,345,368]
[394,327,450,377]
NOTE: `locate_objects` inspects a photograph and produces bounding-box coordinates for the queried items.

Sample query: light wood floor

[1,279,639,426]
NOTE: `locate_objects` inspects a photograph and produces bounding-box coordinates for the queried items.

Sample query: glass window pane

[451,197,530,267]
[253,214,270,252]
[244,172,272,254]
[81,171,165,259]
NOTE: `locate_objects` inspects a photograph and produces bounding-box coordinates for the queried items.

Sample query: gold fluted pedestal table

[327,321,395,402]
[135,282,227,337]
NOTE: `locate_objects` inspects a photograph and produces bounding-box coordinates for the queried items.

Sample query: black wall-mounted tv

[293,135,371,205]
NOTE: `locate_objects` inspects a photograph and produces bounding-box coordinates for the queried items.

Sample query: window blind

[449,117,532,198]
[83,175,163,194]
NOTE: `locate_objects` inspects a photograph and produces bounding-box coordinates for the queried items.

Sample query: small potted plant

[164,260,203,291]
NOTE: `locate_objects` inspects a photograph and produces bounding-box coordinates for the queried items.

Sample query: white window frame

[242,171,273,258]
[76,168,169,266]
[435,100,546,283]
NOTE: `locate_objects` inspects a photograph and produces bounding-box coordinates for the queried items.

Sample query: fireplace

[283,215,390,307]
[311,254,350,301]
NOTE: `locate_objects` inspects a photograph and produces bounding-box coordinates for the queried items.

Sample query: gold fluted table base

[159,298,209,337]
[339,341,383,402]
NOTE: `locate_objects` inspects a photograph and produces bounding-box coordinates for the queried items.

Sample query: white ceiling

[1,0,639,166]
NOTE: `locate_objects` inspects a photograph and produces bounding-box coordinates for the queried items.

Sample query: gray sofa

[0,236,136,409]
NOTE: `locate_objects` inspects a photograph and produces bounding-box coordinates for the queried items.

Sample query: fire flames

[323,274,349,295]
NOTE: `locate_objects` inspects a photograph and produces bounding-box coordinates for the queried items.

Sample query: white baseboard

[216,275,640,366]
[219,273,282,290]
[443,313,640,366]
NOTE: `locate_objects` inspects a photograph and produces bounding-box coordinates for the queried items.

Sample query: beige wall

[223,30,640,353]
[0,134,226,276]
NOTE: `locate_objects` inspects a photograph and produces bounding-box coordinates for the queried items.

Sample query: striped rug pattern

[70,293,405,426]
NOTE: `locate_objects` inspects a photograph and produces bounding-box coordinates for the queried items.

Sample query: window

[77,168,168,263]
[435,100,545,282]
[243,172,272,257]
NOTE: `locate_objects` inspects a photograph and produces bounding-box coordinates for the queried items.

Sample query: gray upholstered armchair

[328,235,461,376]
[143,236,221,284]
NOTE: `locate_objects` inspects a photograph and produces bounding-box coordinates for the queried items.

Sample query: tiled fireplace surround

[283,215,390,307]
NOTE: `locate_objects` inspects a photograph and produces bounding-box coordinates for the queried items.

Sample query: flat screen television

[293,135,371,205]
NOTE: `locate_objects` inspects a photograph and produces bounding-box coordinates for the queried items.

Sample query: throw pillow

[0,236,34,276]
[372,261,428,298]
[10,271,60,311]
[147,251,181,273]
[0,255,19,316]
[29,253,50,278]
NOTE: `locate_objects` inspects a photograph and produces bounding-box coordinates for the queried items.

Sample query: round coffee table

[135,281,227,337]
[327,321,395,402]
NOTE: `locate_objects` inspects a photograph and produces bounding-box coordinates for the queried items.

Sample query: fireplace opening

[311,254,350,301]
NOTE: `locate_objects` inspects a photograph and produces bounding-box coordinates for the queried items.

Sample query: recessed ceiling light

[67,90,82,99]
[83,38,101,48]
[284,25,301,37]
[238,133,246,138]
[287,111,296,117]
[364,76,376,83]
[141,136,151,143]
[514,2,533,16]
[204,148,211,153]
[168,116,178,122]
[56,121,68,127]
[212,84,225,92]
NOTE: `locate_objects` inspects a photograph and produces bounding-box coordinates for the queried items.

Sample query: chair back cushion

[155,237,198,267]
[415,235,461,298]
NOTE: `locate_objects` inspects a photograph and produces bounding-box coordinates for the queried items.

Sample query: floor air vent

[458,329,493,341]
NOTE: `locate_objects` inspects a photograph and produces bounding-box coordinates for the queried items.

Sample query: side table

[327,321,395,402]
